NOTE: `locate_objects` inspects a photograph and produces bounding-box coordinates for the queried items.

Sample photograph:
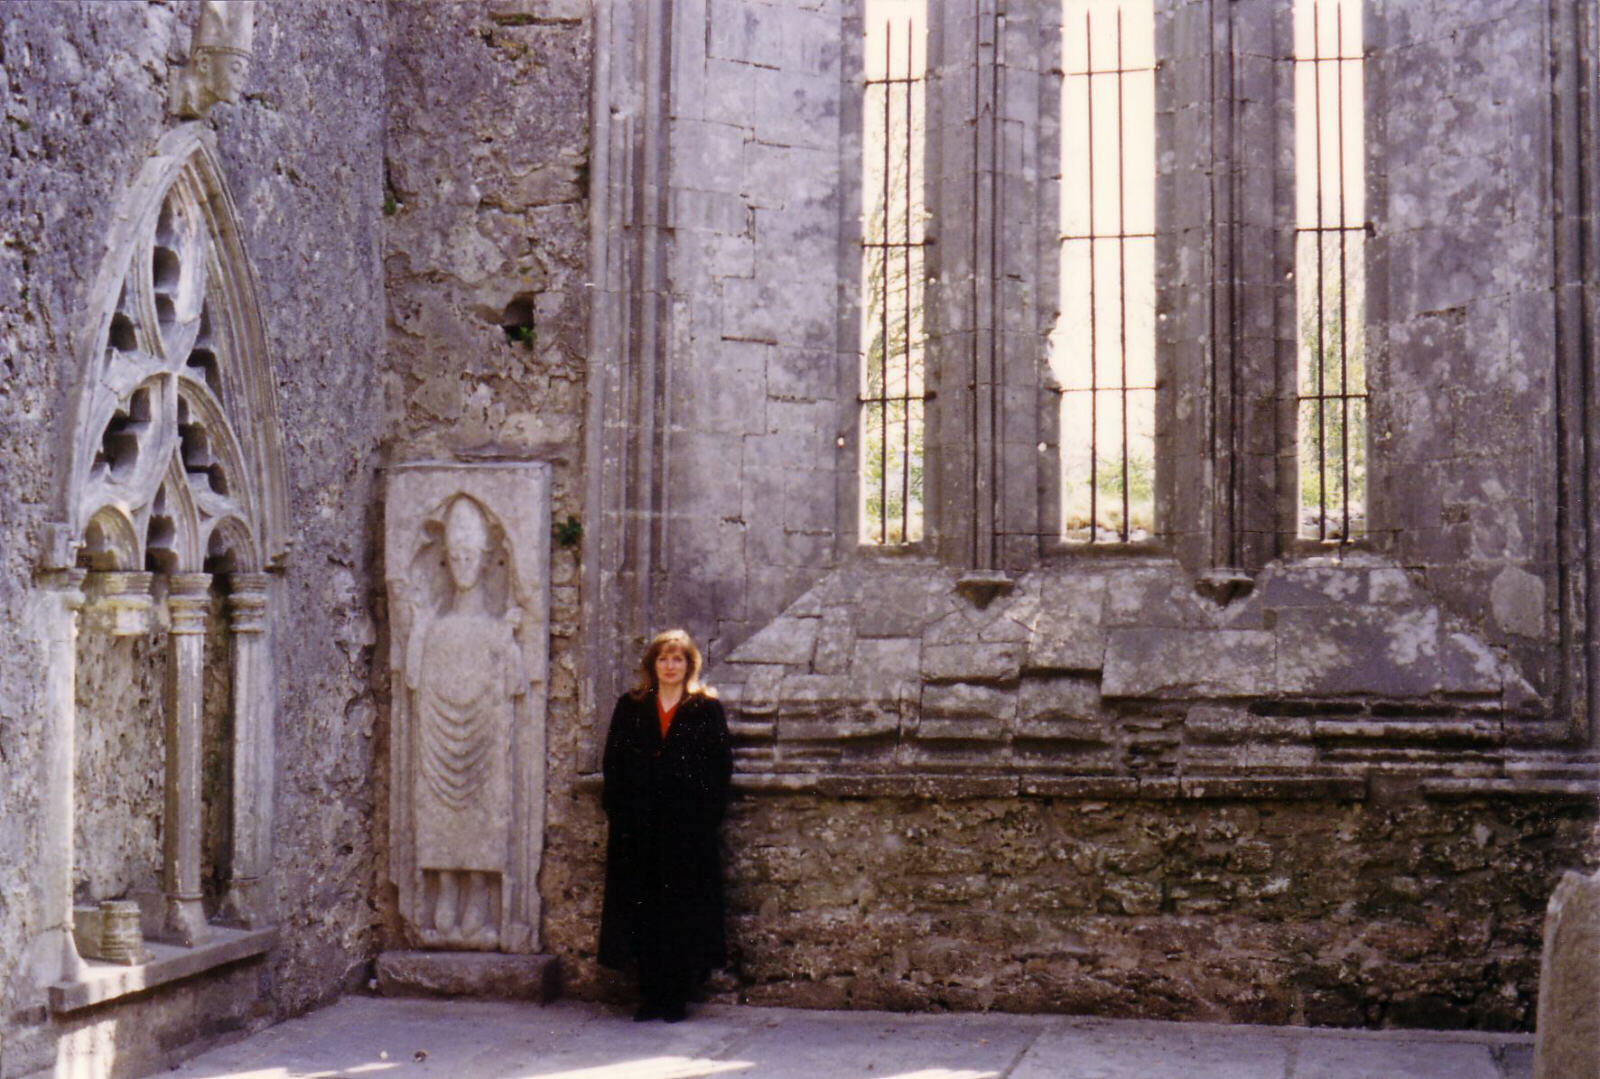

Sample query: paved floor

[165,995,1535,1079]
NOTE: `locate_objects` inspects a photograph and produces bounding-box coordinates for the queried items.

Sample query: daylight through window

[859,0,928,545]
[1052,0,1156,544]
[1294,0,1366,542]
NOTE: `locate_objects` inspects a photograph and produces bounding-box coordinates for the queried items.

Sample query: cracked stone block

[922,643,1023,684]
[731,616,819,666]
[1017,677,1101,723]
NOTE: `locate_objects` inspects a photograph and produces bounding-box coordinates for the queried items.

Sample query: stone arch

[31,121,285,996]
[61,122,286,564]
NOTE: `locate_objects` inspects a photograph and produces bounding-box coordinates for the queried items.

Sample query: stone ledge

[578,764,1590,802]
[49,925,276,1014]
[1422,777,1600,801]
[377,950,559,1002]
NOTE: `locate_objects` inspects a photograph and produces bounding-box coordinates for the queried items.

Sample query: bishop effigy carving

[386,463,550,953]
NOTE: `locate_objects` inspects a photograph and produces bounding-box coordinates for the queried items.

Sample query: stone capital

[167,572,213,634]
[226,573,271,634]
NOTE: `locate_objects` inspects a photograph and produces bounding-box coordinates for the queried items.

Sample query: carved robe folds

[408,602,521,873]
[386,463,550,954]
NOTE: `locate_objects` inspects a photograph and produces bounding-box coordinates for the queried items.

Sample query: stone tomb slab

[376,949,558,1002]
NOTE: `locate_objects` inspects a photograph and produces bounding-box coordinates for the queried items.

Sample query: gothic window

[1053,0,1156,544]
[1293,0,1366,543]
[859,0,930,546]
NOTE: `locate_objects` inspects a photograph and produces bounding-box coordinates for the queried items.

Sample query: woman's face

[654,646,688,690]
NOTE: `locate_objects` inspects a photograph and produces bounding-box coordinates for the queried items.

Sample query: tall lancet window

[1294,0,1366,542]
[859,0,928,545]
[1053,0,1157,544]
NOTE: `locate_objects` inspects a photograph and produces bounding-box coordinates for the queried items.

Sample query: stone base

[376,950,559,1002]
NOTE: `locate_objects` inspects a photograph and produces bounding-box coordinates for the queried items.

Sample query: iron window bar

[1057,3,1156,544]
[1294,0,1366,544]
[860,13,929,545]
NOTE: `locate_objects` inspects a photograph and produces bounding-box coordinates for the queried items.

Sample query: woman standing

[598,629,733,1022]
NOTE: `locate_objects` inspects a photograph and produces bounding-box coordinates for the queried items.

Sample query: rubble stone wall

[0,2,389,1075]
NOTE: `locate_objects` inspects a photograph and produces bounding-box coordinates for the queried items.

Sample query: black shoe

[660,1001,687,1023]
[634,1001,663,1022]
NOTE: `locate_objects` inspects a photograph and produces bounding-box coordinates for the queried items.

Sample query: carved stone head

[172,1,256,119]
[443,497,490,593]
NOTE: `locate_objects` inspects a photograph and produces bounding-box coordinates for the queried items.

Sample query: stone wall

[0,1,1596,1073]
[0,2,389,1075]
[378,0,592,957]
[721,792,1596,1029]
[563,0,1600,1030]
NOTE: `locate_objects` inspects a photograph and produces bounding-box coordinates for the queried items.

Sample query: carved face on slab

[443,497,490,593]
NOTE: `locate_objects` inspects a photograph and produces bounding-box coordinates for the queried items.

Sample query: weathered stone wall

[378,0,592,958]
[715,792,1597,1029]
[565,0,1600,1032]
[0,2,389,1075]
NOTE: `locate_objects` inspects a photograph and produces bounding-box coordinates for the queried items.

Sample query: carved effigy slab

[385,462,550,953]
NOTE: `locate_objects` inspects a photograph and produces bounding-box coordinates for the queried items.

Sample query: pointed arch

[59,122,287,572]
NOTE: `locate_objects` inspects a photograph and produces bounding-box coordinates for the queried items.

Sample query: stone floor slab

[163,995,1537,1079]
[1291,1034,1512,1079]
[1009,1018,1293,1079]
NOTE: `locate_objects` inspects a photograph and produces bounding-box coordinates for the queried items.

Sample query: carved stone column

[163,572,212,945]
[223,572,273,927]
[32,569,88,986]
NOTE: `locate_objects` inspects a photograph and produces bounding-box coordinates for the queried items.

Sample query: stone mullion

[223,572,273,927]
[163,571,212,945]
[971,0,1000,571]
[37,569,89,985]
[994,6,1042,570]
[926,1,971,565]
[1231,0,1293,572]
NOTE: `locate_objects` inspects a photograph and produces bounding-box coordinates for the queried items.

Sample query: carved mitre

[171,1,257,119]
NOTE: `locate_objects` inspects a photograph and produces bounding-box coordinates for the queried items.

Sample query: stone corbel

[171,1,256,120]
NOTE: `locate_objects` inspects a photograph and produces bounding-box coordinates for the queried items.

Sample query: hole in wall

[144,486,179,575]
[178,403,228,497]
[500,294,536,348]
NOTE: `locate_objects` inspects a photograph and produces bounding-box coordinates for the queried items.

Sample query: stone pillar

[163,572,212,945]
[31,570,88,987]
[223,572,273,927]
[1534,868,1600,1079]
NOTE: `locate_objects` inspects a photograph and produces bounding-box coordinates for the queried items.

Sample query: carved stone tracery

[31,123,287,996]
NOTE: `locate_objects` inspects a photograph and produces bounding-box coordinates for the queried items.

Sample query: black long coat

[598,690,733,973]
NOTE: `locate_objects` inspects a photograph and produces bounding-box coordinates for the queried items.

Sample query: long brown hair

[629,628,717,700]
